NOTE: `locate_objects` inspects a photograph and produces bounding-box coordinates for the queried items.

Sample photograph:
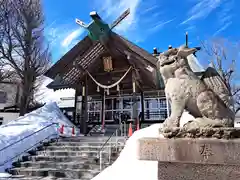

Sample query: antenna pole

[185,32,188,47]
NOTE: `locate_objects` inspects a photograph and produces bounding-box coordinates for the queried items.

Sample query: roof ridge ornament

[75,9,130,42]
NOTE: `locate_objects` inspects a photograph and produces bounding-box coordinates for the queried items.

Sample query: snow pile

[0,102,80,173]
[91,123,163,180]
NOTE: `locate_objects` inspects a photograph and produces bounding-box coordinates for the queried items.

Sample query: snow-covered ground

[0,102,80,174]
[91,112,196,180]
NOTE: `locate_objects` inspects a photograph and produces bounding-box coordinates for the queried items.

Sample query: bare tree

[0,0,51,115]
[200,38,240,114]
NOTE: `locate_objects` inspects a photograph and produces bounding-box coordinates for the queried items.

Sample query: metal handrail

[0,122,58,152]
[98,132,116,155]
[97,125,125,171]
[0,132,58,168]
[0,122,59,169]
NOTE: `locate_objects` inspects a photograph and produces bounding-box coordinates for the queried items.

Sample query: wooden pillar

[73,87,78,124]
[84,76,88,135]
[140,91,145,122]
[132,72,138,121]
[80,88,85,134]
[80,76,88,135]
[101,89,105,130]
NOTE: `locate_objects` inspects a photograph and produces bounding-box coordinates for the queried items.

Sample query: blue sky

[43,0,239,66]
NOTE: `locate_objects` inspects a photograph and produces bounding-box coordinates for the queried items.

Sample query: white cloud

[181,0,223,25]
[45,21,85,59]
[213,21,232,36]
[61,28,84,48]
[218,1,234,23]
[149,19,175,33]
[91,0,174,43]
[141,5,159,14]
[185,25,196,32]
[94,0,141,33]
[213,0,233,36]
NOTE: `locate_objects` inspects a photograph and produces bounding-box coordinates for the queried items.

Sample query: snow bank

[91,123,163,180]
[0,102,80,173]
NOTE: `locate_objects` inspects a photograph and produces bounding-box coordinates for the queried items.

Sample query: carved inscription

[199,144,213,160]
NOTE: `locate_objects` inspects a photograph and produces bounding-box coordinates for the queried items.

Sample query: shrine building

[44,10,170,135]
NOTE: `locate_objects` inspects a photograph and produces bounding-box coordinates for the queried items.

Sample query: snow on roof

[34,76,75,105]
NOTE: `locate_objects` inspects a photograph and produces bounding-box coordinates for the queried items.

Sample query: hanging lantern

[117,84,120,91]
[132,81,136,93]
[103,56,113,72]
[97,86,100,92]
[82,86,85,96]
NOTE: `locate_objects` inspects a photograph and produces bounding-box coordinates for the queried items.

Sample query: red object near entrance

[59,124,64,134]
[72,126,75,136]
[128,123,133,137]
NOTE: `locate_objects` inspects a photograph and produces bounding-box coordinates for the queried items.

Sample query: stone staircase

[7,136,126,180]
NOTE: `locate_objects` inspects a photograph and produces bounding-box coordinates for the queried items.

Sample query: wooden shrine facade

[45,32,168,134]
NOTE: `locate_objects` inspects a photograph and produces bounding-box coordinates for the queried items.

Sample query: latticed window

[144,97,168,120]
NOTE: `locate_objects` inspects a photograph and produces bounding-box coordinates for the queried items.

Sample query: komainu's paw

[162,117,179,128]
[183,118,225,129]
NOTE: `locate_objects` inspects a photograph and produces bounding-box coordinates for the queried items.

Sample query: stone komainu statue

[158,46,235,129]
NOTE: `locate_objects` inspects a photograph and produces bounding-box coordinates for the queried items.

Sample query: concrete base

[137,138,240,180]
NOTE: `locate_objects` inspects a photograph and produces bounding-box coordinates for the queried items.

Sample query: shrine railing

[97,125,126,171]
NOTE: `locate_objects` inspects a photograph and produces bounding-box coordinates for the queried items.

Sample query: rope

[86,66,132,89]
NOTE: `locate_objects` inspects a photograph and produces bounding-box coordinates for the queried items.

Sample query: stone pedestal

[137,137,240,180]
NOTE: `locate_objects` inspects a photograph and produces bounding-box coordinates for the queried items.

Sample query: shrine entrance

[87,95,141,124]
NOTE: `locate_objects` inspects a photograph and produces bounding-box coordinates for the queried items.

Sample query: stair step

[19,161,110,170]
[35,150,115,158]
[8,175,56,180]
[9,168,100,179]
[27,155,116,163]
[45,145,124,151]
[51,141,123,146]
[58,136,126,142]
[7,136,126,180]
[57,178,88,180]
[6,175,26,179]
[9,175,92,180]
